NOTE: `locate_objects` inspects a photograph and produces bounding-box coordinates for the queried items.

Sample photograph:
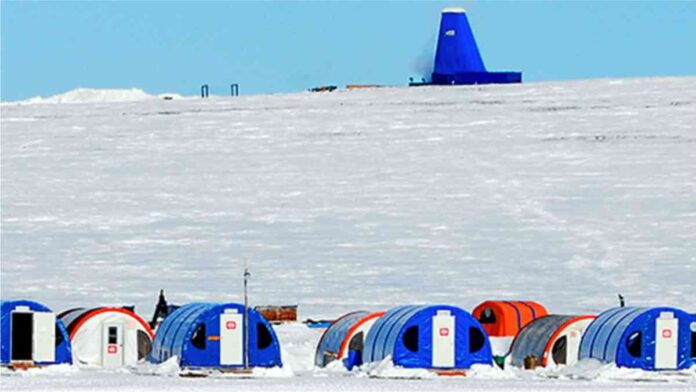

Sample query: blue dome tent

[431,8,521,85]
[148,303,281,369]
[579,307,694,370]
[1,300,72,366]
[363,305,492,369]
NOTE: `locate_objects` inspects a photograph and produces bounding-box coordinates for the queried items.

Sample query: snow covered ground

[2,77,696,390]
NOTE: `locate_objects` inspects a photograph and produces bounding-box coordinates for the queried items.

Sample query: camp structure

[430,8,522,85]
[579,307,695,370]
[508,315,595,368]
[315,311,384,369]
[1,300,72,367]
[58,307,154,368]
[148,303,282,369]
[363,305,492,370]
[472,300,548,338]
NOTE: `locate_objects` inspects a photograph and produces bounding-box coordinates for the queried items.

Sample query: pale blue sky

[1,1,695,100]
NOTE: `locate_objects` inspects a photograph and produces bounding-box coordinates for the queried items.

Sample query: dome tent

[59,307,154,368]
[148,303,281,369]
[1,300,72,366]
[580,307,694,370]
[472,300,547,338]
[508,315,595,368]
[315,311,384,369]
[363,305,492,369]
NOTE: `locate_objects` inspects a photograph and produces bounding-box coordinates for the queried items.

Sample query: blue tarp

[431,9,521,85]
[579,307,694,370]
[363,305,492,369]
[1,300,72,365]
[148,303,281,368]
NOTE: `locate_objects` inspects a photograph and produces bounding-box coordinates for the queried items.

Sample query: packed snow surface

[2,77,696,391]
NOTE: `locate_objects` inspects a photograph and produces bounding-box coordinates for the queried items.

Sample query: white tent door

[654,313,678,369]
[32,312,55,362]
[432,310,455,368]
[220,312,243,365]
[565,329,581,366]
[102,323,124,368]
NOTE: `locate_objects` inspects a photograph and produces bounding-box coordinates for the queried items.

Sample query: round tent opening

[508,314,595,368]
[1,300,72,366]
[580,307,694,371]
[59,307,154,368]
[148,303,282,369]
[315,311,384,369]
[472,300,548,338]
[363,305,492,369]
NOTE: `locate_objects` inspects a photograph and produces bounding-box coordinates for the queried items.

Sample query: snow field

[2,77,696,390]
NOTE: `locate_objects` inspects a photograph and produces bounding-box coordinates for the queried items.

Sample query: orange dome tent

[472,301,547,337]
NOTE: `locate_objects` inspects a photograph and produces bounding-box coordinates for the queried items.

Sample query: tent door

[32,312,55,362]
[220,311,243,366]
[10,311,33,361]
[655,312,678,369]
[432,310,455,368]
[565,329,581,366]
[102,323,124,368]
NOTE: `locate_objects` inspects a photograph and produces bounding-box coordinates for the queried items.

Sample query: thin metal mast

[243,257,250,370]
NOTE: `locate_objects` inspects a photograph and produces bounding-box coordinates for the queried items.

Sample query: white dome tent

[59,307,154,368]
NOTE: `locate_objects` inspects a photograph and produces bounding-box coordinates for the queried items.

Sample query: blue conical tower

[431,8,521,85]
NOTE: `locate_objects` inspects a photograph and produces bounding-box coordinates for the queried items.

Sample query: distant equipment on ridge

[412,8,522,86]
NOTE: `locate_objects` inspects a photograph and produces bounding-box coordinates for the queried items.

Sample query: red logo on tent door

[439,327,449,337]
[226,321,237,330]
[107,345,118,354]
[662,329,672,338]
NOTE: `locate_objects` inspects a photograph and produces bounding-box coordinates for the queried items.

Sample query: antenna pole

[243,257,250,370]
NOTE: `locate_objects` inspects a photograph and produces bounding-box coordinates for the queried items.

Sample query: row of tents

[2,299,695,373]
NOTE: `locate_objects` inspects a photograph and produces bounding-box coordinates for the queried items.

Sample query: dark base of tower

[430,72,522,85]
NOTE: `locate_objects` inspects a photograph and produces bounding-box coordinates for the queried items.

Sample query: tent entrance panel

[11,312,33,361]
[220,311,243,366]
[102,323,124,368]
[32,312,55,362]
[432,310,455,368]
[566,329,582,366]
[655,312,678,369]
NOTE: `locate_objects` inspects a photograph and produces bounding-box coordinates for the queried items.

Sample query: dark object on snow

[618,294,625,307]
[523,355,537,370]
[254,305,297,324]
[149,290,179,330]
[309,85,337,93]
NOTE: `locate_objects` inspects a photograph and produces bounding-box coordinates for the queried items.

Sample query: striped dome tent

[472,300,547,338]
[148,303,281,369]
[363,305,492,369]
[59,307,154,368]
[315,311,384,369]
[579,307,694,370]
[1,300,72,366]
[508,314,595,368]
